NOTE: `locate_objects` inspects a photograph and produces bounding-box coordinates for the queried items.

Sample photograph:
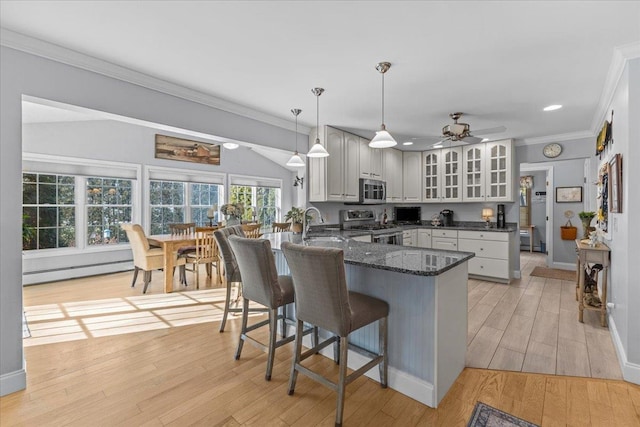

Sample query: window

[22,173,76,250]
[86,177,133,245]
[229,184,281,230]
[149,179,224,234]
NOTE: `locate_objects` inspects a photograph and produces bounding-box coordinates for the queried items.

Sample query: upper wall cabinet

[359,137,383,180]
[423,147,463,203]
[383,148,403,202]
[402,151,422,202]
[463,139,513,202]
[308,126,359,202]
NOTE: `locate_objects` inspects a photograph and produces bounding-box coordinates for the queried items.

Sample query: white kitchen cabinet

[458,230,510,282]
[402,229,417,246]
[359,137,383,179]
[423,147,462,203]
[402,151,422,202]
[308,126,359,202]
[351,234,372,243]
[431,229,458,251]
[462,139,513,202]
[417,229,432,248]
[382,148,403,202]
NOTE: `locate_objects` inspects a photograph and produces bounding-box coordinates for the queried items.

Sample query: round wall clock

[543,143,562,158]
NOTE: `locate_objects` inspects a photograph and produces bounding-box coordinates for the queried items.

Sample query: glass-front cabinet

[423,151,439,202]
[463,139,513,202]
[423,147,462,203]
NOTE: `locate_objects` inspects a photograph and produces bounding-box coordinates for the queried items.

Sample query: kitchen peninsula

[266,232,474,408]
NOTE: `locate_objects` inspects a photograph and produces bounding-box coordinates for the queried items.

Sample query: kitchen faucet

[302,206,324,240]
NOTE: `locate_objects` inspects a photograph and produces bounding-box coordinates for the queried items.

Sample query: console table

[575,240,610,327]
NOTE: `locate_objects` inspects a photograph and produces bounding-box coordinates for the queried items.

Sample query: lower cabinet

[458,230,510,281]
[402,229,416,246]
[431,229,458,251]
[417,229,432,248]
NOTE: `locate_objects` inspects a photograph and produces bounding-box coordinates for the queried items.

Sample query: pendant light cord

[381,72,385,127]
[295,113,298,152]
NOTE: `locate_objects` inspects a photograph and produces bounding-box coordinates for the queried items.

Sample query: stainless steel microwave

[350,178,386,205]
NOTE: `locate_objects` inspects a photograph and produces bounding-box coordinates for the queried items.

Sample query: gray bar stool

[214,225,266,332]
[228,235,316,381]
[281,242,389,427]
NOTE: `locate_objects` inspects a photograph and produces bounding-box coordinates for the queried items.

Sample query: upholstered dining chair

[241,223,262,239]
[214,226,268,332]
[122,223,186,293]
[271,222,291,232]
[228,236,315,380]
[281,242,389,427]
[181,227,218,289]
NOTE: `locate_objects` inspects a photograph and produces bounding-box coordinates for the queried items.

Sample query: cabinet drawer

[458,230,509,241]
[468,257,509,279]
[431,229,458,238]
[458,239,508,260]
[432,237,457,251]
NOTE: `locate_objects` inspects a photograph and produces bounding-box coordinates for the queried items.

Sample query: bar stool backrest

[281,242,351,337]
[213,225,246,283]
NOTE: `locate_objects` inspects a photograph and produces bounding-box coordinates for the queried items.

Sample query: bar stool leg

[235,298,250,360]
[335,336,349,427]
[265,308,279,381]
[219,279,234,332]
[288,319,304,395]
[379,317,388,388]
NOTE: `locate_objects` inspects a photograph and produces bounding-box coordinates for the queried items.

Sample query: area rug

[530,266,576,281]
[467,402,539,427]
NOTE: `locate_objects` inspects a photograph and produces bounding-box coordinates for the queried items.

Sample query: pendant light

[307,88,330,158]
[369,62,397,148]
[286,108,305,167]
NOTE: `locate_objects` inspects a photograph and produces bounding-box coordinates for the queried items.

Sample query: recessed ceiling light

[433,144,443,148]
[543,105,562,111]
[402,141,413,146]
[223,142,239,149]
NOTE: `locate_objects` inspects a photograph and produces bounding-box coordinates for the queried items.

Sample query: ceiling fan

[414,112,506,146]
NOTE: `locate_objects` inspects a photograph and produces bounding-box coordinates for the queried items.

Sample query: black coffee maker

[496,204,506,229]
[440,209,454,227]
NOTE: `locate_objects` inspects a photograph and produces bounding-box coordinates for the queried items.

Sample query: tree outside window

[230,185,280,230]
[190,183,222,225]
[86,177,133,245]
[149,180,185,234]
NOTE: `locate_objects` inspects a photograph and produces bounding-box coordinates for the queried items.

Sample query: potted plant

[578,211,596,239]
[284,207,309,233]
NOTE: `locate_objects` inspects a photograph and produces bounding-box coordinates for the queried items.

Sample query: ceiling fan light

[543,104,562,111]
[307,140,330,157]
[286,152,305,167]
[370,129,397,148]
[223,142,239,149]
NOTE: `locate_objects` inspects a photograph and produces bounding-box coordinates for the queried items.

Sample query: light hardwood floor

[467,252,622,379]
[3,261,638,426]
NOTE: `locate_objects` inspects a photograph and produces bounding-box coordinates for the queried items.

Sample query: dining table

[147,233,221,293]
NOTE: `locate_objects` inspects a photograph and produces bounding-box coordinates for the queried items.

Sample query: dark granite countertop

[265,232,474,277]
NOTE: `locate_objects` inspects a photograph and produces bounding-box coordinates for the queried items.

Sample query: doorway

[520,164,553,267]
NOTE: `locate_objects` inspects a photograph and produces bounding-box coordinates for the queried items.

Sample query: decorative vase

[581,217,595,239]
[291,222,303,234]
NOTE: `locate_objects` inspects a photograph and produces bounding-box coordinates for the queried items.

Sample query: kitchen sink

[303,235,346,243]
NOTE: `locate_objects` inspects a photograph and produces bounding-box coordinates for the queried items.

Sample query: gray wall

[0,45,298,395]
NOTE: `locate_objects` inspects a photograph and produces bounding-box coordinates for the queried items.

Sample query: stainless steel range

[339,209,403,245]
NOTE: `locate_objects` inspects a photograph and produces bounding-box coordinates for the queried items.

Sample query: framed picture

[555,186,583,203]
[155,134,221,165]
[609,153,622,213]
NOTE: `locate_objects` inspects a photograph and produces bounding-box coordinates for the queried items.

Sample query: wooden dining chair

[241,223,262,239]
[271,222,291,232]
[181,227,218,289]
[169,222,196,236]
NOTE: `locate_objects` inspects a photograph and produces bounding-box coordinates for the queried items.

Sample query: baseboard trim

[608,315,640,385]
[0,367,26,397]
[551,262,576,271]
[302,335,436,407]
[23,261,133,285]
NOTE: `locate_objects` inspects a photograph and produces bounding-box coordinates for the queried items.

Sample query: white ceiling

[2,1,639,150]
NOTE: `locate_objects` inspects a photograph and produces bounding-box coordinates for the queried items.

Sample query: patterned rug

[467,402,539,427]
[530,266,576,281]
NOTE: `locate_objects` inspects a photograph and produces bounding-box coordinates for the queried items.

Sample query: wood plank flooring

[3,258,638,426]
[467,251,623,379]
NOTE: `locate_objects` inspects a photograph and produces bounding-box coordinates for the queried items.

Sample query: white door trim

[520,163,554,267]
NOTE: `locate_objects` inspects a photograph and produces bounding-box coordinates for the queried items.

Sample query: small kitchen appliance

[345,178,386,205]
[440,209,454,227]
[497,204,506,229]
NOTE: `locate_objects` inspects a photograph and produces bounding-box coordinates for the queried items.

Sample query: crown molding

[591,40,640,132]
[520,130,595,146]
[0,28,311,135]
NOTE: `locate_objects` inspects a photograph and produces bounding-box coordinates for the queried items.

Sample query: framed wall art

[155,134,221,165]
[608,153,622,213]
[555,186,583,203]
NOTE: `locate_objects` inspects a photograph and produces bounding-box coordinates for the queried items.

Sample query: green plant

[22,213,34,248]
[284,207,310,224]
[578,211,596,220]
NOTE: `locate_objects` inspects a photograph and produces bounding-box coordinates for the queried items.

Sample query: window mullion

[77,177,86,249]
